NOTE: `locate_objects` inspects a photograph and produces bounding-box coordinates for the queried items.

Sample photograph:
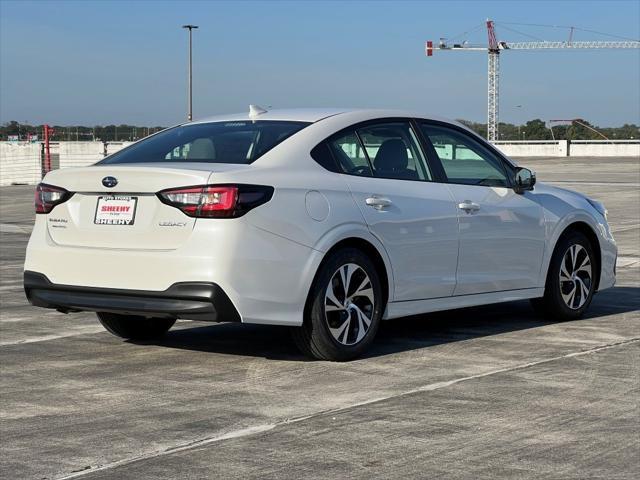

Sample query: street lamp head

[182,25,199,29]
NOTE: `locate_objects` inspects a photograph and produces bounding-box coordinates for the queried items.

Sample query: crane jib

[424,20,639,141]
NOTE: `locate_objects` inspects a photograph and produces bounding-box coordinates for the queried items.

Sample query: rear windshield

[98,121,310,165]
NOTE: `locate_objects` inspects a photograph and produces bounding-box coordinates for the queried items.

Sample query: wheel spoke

[350,276,374,304]
[560,261,572,281]
[354,311,367,343]
[341,317,352,344]
[354,287,374,304]
[570,245,579,271]
[352,304,372,328]
[325,303,343,312]
[329,316,350,343]
[339,264,355,299]
[575,256,592,276]
[569,287,578,309]
[562,284,577,308]
[353,306,372,343]
[576,277,590,307]
[325,281,344,311]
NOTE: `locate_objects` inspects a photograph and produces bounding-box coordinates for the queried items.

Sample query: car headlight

[587,197,608,219]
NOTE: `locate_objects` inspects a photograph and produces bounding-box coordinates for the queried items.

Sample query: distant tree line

[458,118,639,141]
[1,119,638,142]
[0,121,165,142]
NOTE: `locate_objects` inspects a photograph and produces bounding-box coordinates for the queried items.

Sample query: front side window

[357,122,431,181]
[420,123,509,187]
[99,121,309,165]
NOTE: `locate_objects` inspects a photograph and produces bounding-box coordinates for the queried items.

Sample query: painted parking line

[54,337,640,480]
[0,223,32,234]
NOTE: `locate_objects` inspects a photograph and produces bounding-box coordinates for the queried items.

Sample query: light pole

[515,105,522,141]
[182,24,198,121]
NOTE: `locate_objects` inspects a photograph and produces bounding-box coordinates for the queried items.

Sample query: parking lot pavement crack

[54,336,640,480]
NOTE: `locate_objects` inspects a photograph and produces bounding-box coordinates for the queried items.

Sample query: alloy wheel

[324,263,375,346]
[559,244,593,310]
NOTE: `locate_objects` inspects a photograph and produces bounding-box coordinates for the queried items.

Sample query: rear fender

[310,223,395,304]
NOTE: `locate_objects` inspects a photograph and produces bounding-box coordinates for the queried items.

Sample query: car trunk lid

[41,163,248,250]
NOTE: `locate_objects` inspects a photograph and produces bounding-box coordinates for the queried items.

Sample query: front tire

[531,231,597,321]
[291,248,384,361]
[97,312,176,340]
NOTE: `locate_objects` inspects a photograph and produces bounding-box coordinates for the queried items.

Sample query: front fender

[534,182,615,289]
[540,208,615,289]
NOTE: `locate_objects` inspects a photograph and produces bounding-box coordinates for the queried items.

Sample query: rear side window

[99,121,310,165]
[357,122,431,181]
[327,131,373,177]
[310,142,338,172]
[313,121,432,181]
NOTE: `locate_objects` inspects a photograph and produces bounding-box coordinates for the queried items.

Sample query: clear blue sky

[1,0,639,127]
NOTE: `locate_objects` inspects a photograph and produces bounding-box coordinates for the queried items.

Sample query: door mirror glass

[514,167,536,193]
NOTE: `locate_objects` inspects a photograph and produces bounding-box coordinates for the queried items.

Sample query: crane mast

[487,20,500,143]
[425,20,640,141]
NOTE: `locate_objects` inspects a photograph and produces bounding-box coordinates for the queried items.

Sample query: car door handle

[458,200,480,213]
[365,196,392,210]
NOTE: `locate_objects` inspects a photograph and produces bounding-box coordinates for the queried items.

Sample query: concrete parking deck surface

[1,157,638,479]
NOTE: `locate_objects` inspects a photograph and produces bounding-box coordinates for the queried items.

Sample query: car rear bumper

[24,271,240,322]
[24,215,325,326]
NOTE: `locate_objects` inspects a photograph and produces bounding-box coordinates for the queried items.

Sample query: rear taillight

[157,184,274,218]
[35,183,73,214]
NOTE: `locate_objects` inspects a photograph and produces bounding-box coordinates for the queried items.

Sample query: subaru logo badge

[102,176,118,188]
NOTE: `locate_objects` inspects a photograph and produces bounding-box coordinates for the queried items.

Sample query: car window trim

[352,129,376,175]
[417,119,514,188]
[409,118,448,183]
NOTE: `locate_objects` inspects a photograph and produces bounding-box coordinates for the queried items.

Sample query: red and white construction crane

[426,20,640,141]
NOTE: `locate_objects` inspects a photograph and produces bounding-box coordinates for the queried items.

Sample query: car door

[325,120,459,301]
[418,121,546,296]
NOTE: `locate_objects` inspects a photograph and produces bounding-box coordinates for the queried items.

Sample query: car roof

[190,107,458,125]
[191,108,347,124]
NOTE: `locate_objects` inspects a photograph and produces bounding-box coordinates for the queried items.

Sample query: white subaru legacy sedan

[24,108,616,360]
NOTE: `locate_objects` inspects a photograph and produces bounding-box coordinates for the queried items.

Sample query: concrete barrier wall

[57,142,104,168]
[0,142,134,186]
[493,141,568,157]
[0,143,42,186]
[570,140,640,157]
[494,140,639,158]
[56,141,133,168]
[0,139,637,186]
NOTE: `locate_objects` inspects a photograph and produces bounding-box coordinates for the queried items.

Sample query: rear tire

[97,312,176,340]
[531,231,597,321]
[291,248,384,361]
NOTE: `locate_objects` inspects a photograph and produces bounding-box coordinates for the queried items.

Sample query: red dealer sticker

[94,196,138,225]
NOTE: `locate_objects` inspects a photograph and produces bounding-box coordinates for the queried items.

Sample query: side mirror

[514,167,536,194]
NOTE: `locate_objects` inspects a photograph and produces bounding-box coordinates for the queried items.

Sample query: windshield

[98,121,310,165]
